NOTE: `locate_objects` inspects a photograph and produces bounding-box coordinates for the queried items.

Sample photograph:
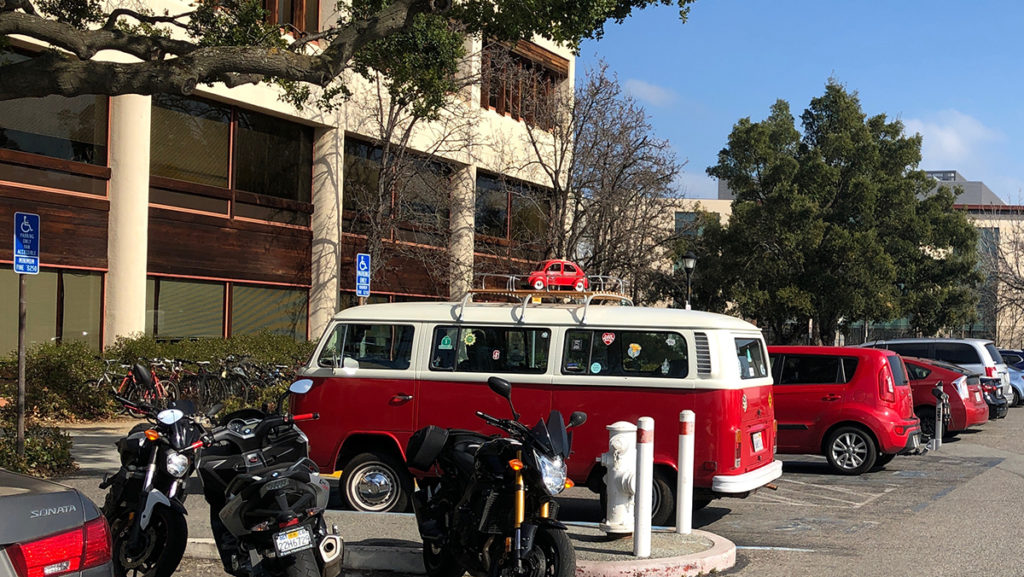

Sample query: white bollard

[633,417,654,558]
[676,410,695,535]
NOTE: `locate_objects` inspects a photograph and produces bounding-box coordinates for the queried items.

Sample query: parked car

[981,378,1010,419]
[998,348,1024,370]
[1007,365,1024,406]
[861,338,1012,403]
[0,467,114,577]
[768,346,921,475]
[901,356,989,440]
[525,259,589,291]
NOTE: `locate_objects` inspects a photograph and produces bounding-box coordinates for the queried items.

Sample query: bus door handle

[822,394,841,402]
[391,393,414,404]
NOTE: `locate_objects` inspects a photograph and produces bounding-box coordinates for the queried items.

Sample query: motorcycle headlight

[535,451,567,496]
[165,452,190,478]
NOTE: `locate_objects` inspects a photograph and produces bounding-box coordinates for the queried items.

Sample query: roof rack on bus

[454,288,633,324]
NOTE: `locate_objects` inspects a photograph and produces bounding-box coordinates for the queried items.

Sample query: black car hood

[0,469,95,544]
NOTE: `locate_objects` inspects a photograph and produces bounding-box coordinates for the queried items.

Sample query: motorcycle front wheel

[110,507,188,577]
[505,526,575,577]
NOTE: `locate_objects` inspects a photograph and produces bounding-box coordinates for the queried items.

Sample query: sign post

[13,212,39,458]
[356,253,371,304]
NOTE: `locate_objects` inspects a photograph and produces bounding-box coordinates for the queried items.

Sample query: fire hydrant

[598,421,637,534]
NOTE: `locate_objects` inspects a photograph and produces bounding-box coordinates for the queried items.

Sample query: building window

[475,173,549,259]
[265,0,318,34]
[150,94,313,225]
[475,173,508,238]
[0,51,108,166]
[0,267,103,352]
[231,284,307,340]
[146,278,225,340]
[675,212,699,236]
[342,137,451,245]
[480,42,568,127]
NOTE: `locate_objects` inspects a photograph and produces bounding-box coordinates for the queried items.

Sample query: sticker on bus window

[590,362,602,373]
[464,333,477,346]
[566,362,580,371]
[571,339,583,351]
[666,336,676,347]
[492,350,501,361]
[661,359,670,374]
[601,333,615,346]
[627,343,642,358]
[439,335,453,350]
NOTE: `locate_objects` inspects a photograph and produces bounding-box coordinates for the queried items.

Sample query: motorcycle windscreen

[545,410,570,457]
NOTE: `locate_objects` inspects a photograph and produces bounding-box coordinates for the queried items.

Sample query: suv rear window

[887,354,909,387]
[933,343,981,365]
[986,344,1004,364]
[884,343,930,358]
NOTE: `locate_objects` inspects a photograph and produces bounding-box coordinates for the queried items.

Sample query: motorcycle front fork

[509,458,550,572]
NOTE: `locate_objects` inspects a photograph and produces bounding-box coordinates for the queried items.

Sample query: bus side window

[562,330,591,374]
[431,327,458,371]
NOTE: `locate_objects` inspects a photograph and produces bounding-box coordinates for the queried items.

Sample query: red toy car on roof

[526,259,589,291]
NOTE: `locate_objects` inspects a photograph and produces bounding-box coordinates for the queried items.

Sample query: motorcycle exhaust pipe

[319,534,344,566]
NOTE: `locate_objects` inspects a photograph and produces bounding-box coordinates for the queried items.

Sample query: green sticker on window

[439,335,453,350]
[464,332,477,346]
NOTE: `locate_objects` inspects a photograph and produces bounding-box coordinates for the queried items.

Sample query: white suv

[861,338,1011,400]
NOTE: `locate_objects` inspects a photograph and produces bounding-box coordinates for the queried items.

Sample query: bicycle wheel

[159,380,179,410]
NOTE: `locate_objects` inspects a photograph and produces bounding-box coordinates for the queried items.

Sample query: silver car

[0,468,114,577]
[862,338,1012,400]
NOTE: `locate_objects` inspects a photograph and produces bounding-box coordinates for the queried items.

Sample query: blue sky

[577,0,1024,202]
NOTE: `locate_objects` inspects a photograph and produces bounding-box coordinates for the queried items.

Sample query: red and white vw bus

[293,299,782,524]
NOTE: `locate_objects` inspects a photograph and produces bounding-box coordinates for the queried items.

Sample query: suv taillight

[8,516,111,577]
[985,366,998,378]
[879,368,896,403]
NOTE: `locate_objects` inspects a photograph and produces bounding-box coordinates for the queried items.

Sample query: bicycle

[118,359,178,417]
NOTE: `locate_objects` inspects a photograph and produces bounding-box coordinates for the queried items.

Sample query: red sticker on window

[492,350,501,361]
[601,332,615,346]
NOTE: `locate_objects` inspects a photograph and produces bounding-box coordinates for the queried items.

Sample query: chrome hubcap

[354,469,396,509]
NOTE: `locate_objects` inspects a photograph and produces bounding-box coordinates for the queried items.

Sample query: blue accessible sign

[356,252,371,297]
[13,212,39,275]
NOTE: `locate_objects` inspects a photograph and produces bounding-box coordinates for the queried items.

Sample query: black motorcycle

[197,378,343,577]
[101,384,206,577]
[407,376,587,577]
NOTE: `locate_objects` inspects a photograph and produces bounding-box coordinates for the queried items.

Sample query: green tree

[704,81,979,344]
[0,0,694,109]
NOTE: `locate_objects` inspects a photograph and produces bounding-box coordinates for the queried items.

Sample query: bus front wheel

[341,452,412,512]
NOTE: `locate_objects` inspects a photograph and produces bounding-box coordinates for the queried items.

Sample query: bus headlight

[535,452,567,496]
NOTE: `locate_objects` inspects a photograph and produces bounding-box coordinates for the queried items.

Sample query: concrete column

[104,94,151,348]
[309,126,343,338]
[449,164,476,301]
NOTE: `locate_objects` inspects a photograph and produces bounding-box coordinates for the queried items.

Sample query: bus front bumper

[711,459,783,495]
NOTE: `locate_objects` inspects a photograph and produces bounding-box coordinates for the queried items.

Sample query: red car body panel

[293,376,776,492]
[902,356,989,432]
[768,346,919,456]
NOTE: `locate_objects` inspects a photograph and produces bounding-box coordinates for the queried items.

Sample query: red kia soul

[768,346,921,475]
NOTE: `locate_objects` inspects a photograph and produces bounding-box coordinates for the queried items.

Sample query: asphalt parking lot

[63,406,1024,577]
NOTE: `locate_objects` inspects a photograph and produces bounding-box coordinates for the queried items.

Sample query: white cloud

[624,79,678,108]
[903,110,1003,178]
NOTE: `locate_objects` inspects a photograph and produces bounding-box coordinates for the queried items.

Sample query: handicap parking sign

[356,253,371,297]
[13,212,39,275]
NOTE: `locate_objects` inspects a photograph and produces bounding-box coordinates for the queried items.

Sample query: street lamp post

[682,251,696,310]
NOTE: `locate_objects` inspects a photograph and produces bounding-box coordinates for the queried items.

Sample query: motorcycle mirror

[289,379,314,394]
[206,403,224,419]
[157,408,184,425]
[568,411,587,428]
[487,376,519,420]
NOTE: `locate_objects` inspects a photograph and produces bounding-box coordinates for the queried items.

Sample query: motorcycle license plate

[273,526,313,556]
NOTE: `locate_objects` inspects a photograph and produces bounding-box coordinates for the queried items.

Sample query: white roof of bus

[331,301,761,332]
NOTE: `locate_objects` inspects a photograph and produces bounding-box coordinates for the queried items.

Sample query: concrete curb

[575,530,735,577]
[187,529,736,577]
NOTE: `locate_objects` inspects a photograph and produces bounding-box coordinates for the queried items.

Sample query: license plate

[751,431,764,453]
[274,526,313,556]
[975,392,982,403]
